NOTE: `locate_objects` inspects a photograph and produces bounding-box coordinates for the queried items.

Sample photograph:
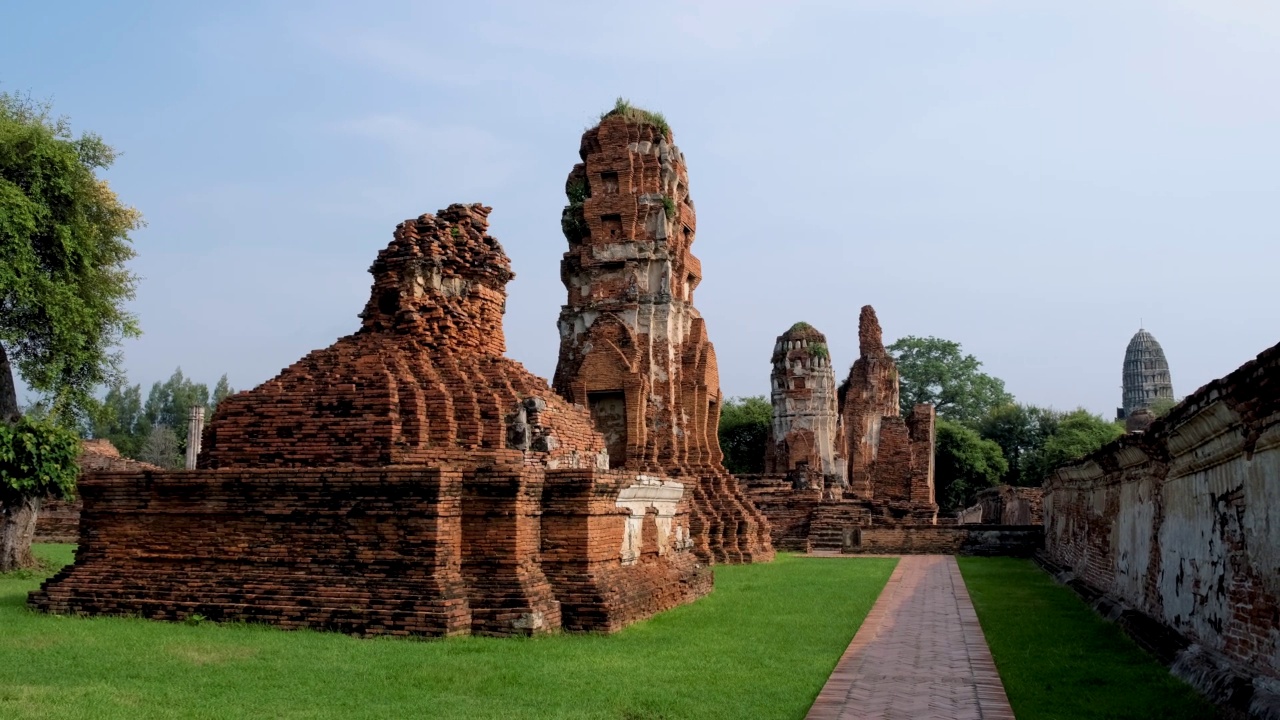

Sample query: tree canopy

[88,368,234,467]
[886,336,1012,423]
[0,91,142,424]
[934,419,1007,512]
[718,395,772,475]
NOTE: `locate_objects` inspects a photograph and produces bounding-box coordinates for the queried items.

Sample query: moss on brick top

[597,97,671,139]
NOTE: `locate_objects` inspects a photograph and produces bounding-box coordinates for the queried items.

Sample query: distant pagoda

[1119,328,1174,419]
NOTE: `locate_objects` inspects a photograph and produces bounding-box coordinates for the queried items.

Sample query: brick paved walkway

[806,555,1015,720]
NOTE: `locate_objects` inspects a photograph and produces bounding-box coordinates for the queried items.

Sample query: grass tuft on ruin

[2,545,894,719]
[600,97,671,138]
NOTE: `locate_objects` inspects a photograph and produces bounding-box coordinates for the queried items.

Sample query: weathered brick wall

[552,111,772,564]
[740,475,823,552]
[31,204,711,637]
[842,525,1043,556]
[958,485,1044,526]
[34,439,160,543]
[1045,340,1280,681]
[30,464,710,636]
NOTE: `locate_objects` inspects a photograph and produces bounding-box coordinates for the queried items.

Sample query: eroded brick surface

[29,204,712,637]
[552,112,773,564]
[1045,339,1280,683]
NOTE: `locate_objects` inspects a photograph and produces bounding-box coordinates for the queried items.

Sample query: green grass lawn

[958,557,1219,720]
[1,546,894,720]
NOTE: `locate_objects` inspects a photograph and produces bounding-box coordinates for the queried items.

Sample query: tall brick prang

[839,306,937,520]
[552,105,773,564]
[765,322,845,484]
[31,204,712,636]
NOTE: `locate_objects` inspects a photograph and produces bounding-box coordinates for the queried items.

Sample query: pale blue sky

[5,0,1278,418]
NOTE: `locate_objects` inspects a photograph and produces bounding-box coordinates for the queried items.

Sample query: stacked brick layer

[552,113,772,564]
[31,204,712,636]
[1045,339,1280,682]
[30,465,712,636]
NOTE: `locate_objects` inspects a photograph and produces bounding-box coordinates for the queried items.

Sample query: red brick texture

[30,204,711,637]
[1045,339,1280,682]
[551,112,772,565]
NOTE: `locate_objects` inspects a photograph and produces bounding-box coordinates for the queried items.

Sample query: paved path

[806,555,1016,720]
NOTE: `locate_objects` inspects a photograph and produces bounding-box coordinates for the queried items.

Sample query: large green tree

[972,403,1062,486]
[0,92,142,570]
[887,336,1013,423]
[1021,409,1124,485]
[88,369,234,464]
[934,419,1007,513]
[718,395,772,475]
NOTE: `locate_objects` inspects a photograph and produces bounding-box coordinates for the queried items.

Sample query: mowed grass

[1,546,894,720]
[958,557,1219,720]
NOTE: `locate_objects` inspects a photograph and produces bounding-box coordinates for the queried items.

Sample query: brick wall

[1045,339,1280,682]
[30,464,711,637]
[842,525,1043,555]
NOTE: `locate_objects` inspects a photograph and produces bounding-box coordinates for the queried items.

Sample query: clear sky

[4,0,1277,418]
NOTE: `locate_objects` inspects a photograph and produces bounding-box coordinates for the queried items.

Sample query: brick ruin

[31,204,712,636]
[764,323,845,485]
[839,306,937,515]
[552,108,772,564]
[956,485,1044,526]
[1043,339,1280,712]
[33,439,159,543]
[743,306,939,552]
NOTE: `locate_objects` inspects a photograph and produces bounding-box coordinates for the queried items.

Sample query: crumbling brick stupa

[31,204,711,636]
[764,323,845,483]
[742,307,939,552]
[552,106,773,564]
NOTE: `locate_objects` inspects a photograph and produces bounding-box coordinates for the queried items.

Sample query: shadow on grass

[958,556,1219,720]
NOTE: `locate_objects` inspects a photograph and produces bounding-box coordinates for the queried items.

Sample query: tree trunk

[0,343,19,422]
[1,343,38,572]
[0,495,42,572]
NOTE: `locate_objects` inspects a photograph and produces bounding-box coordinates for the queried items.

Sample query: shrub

[0,417,79,502]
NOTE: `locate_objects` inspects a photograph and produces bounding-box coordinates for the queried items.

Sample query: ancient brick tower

[838,306,937,521]
[1119,328,1174,418]
[552,104,773,564]
[765,322,845,484]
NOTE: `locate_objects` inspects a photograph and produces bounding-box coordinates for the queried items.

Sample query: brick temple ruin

[743,307,940,552]
[552,107,772,564]
[764,323,845,484]
[31,203,714,636]
[1043,339,1279,714]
